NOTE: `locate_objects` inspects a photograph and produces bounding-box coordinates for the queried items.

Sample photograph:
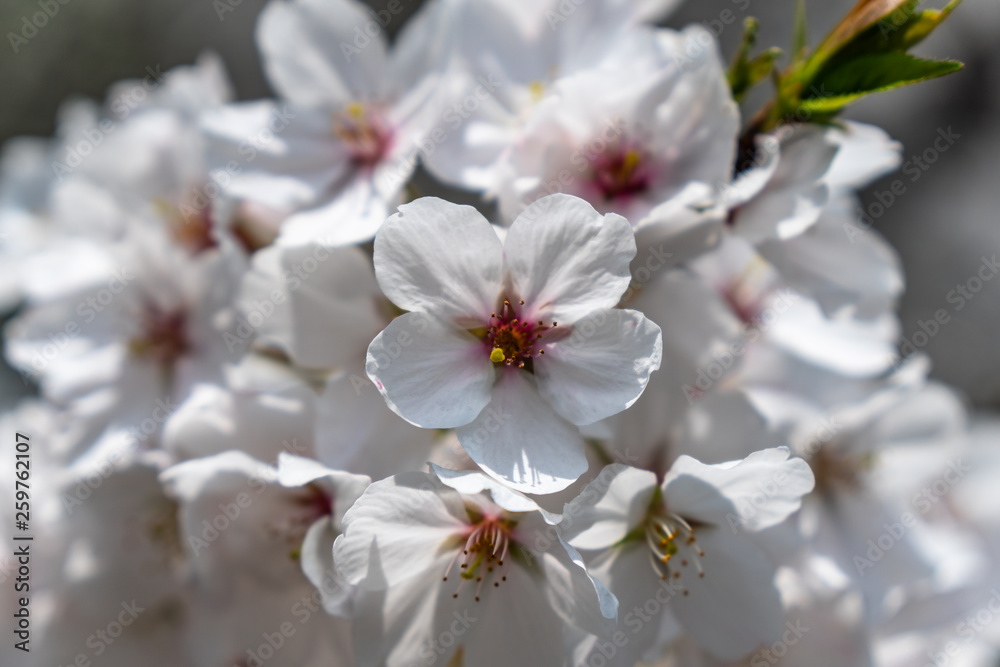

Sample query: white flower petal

[430,464,549,517]
[201,101,348,208]
[299,518,354,617]
[668,528,786,660]
[160,450,277,502]
[585,545,683,666]
[460,565,572,667]
[277,170,394,247]
[723,134,780,208]
[663,447,815,532]
[334,472,467,589]
[256,0,389,108]
[373,197,504,321]
[315,368,437,480]
[504,194,635,323]
[733,126,837,243]
[276,452,371,526]
[161,379,315,464]
[645,26,739,189]
[766,297,899,377]
[633,182,726,272]
[535,308,662,425]
[561,465,659,551]
[758,196,903,318]
[239,243,382,368]
[824,121,902,191]
[350,550,456,667]
[456,369,587,494]
[366,312,495,429]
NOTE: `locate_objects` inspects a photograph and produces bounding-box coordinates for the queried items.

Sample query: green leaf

[807,51,963,97]
[897,0,963,47]
[799,52,962,115]
[799,0,912,83]
[839,0,963,55]
[741,0,964,141]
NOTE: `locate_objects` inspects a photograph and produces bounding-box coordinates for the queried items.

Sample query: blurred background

[0,0,997,410]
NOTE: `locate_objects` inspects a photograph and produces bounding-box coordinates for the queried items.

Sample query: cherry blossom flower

[366,194,662,493]
[561,448,814,662]
[161,451,368,666]
[492,26,738,232]
[201,0,441,247]
[333,465,618,667]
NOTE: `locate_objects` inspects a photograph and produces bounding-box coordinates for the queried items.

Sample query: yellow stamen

[347,102,365,120]
[528,81,546,102]
[622,149,641,174]
[490,347,506,364]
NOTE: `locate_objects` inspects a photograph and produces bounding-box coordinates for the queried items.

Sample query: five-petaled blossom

[333,465,618,667]
[366,193,663,493]
[561,448,815,664]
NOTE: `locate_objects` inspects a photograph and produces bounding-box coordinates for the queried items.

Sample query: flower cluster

[1,0,996,666]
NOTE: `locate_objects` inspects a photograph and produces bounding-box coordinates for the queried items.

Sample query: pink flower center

[153,189,218,256]
[332,103,394,168]
[485,299,555,369]
[590,147,652,202]
[129,306,190,367]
